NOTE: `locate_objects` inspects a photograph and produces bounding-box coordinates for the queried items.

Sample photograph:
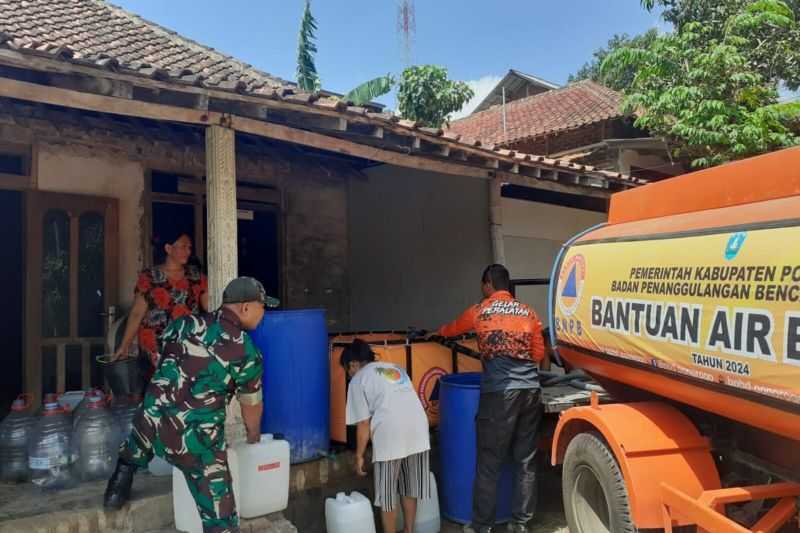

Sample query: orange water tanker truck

[549,147,800,533]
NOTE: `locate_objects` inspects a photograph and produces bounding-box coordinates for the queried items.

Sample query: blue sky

[113,1,665,115]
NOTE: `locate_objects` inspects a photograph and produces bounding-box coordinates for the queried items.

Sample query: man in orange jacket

[438,264,545,533]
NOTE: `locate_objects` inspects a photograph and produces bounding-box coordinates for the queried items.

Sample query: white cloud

[451,74,503,120]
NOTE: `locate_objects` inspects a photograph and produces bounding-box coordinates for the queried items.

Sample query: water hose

[430,336,604,392]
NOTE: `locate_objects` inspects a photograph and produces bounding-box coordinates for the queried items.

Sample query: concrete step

[144,512,298,533]
[0,445,357,531]
[238,514,298,533]
[0,449,356,532]
[0,474,174,533]
[0,473,297,533]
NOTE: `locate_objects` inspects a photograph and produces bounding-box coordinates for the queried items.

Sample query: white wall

[349,166,492,331]
[37,144,145,307]
[501,197,606,322]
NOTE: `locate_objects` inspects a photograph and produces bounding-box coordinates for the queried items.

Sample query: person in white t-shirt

[343,339,431,533]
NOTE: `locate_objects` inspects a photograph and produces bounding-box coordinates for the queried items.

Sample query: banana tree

[295,3,472,126]
[296,0,320,93]
[344,75,396,106]
[295,0,393,103]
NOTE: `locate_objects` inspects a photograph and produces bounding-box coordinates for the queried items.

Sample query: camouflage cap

[222,277,280,307]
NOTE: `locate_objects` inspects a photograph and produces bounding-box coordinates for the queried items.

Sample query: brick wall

[0,99,355,328]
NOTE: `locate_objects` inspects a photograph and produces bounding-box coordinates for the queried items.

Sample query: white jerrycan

[325,491,376,533]
[395,472,441,533]
[232,434,291,518]
[173,449,241,533]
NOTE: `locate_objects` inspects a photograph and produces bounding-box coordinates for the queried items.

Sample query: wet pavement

[285,456,567,533]
[0,447,568,532]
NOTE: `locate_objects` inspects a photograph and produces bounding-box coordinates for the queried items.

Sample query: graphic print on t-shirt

[375,366,410,385]
[345,362,431,462]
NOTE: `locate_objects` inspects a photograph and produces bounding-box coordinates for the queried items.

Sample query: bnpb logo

[418,367,446,411]
[725,232,747,261]
[558,254,586,317]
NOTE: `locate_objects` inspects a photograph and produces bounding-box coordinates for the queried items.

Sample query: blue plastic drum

[439,372,513,524]
[249,309,329,463]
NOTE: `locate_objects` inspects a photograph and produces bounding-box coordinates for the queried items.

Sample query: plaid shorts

[373,450,431,512]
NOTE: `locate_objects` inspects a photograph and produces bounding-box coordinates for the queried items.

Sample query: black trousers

[473,388,543,528]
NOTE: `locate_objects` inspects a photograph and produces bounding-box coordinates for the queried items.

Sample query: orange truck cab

[548,147,800,533]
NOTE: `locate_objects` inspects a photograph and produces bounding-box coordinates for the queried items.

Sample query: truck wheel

[563,432,636,533]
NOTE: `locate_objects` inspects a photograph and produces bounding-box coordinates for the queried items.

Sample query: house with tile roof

[0,0,642,417]
[472,69,561,113]
[450,79,685,181]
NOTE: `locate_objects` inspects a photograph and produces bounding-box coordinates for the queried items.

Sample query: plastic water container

[174,448,240,533]
[439,373,513,524]
[149,454,172,476]
[111,394,142,448]
[325,491,376,533]
[40,394,73,423]
[173,434,289,531]
[250,309,330,463]
[395,472,441,533]
[43,393,59,403]
[0,395,35,482]
[28,402,75,489]
[233,434,290,518]
[58,391,86,413]
[72,390,106,428]
[73,397,119,481]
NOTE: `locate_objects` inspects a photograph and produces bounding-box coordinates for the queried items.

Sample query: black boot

[103,459,137,510]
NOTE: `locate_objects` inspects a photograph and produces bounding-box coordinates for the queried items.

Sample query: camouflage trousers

[119,403,238,533]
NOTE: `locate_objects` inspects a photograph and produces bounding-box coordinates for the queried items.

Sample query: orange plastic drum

[329,334,481,444]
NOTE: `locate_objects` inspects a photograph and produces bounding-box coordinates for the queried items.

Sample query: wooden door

[25,192,118,403]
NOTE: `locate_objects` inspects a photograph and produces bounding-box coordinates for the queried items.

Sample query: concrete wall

[501,197,606,321]
[348,166,493,331]
[283,173,349,330]
[37,144,145,307]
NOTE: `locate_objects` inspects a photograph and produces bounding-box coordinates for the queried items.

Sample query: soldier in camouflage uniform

[104,277,270,533]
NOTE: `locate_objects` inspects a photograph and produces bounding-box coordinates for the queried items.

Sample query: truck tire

[563,432,636,533]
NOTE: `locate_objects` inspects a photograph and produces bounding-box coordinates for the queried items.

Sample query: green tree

[603,0,800,168]
[296,0,321,93]
[344,75,396,106]
[641,0,800,89]
[642,0,800,29]
[294,4,472,127]
[569,29,659,91]
[396,65,474,128]
[343,66,473,128]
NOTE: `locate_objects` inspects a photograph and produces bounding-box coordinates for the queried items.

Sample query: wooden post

[489,179,506,265]
[205,124,238,308]
[206,124,247,444]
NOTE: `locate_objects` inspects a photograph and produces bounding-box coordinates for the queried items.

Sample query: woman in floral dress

[113,230,208,369]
